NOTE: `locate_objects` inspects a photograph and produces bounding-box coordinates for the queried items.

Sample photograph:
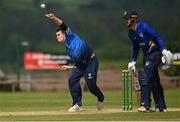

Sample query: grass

[99,60,128,70]
[0,112,179,121]
[0,88,180,121]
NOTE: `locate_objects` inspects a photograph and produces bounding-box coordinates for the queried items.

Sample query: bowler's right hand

[128,61,136,73]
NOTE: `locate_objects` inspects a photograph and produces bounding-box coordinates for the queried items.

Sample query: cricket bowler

[122,10,173,112]
[45,13,104,112]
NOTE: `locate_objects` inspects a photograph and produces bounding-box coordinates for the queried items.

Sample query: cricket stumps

[122,70,133,111]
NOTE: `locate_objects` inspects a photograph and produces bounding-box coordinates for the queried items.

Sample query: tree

[0,0,3,7]
[33,0,41,7]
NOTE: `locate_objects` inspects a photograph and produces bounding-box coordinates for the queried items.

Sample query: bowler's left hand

[45,13,55,20]
[60,65,76,71]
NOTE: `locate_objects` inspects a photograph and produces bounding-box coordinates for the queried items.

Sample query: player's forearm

[156,37,166,51]
[52,16,63,25]
[131,42,139,62]
[131,50,139,62]
[54,16,69,32]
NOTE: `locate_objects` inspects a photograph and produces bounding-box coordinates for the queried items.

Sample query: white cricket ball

[40,3,46,8]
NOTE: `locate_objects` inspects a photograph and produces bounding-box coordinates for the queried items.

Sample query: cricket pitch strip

[0,108,180,116]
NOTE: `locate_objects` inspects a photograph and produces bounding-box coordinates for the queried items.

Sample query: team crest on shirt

[88,73,92,79]
[145,61,150,66]
[139,32,144,38]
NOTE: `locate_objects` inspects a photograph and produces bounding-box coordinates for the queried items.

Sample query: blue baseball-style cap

[122,10,139,20]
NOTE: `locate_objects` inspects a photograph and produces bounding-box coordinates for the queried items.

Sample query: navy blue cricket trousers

[68,56,104,106]
[139,51,166,110]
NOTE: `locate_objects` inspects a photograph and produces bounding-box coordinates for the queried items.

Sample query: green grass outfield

[0,88,180,121]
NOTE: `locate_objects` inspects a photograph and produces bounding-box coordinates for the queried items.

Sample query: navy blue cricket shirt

[64,30,93,66]
[128,22,167,61]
